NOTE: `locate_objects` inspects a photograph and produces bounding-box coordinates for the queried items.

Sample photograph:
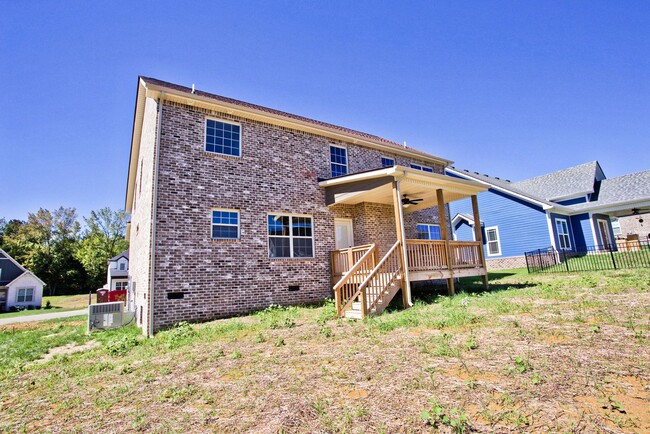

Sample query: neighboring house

[447,161,650,269]
[125,77,488,335]
[105,249,129,291]
[0,248,45,311]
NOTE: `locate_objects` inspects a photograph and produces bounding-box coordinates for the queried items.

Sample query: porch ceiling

[319,166,488,213]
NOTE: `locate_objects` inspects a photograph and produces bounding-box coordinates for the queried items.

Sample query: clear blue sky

[1,1,648,222]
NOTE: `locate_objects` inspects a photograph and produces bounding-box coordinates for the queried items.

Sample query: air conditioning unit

[87,302,125,332]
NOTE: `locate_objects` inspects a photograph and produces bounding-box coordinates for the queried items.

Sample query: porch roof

[319,166,488,213]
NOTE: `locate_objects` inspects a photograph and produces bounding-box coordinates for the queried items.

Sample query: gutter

[149,92,165,337]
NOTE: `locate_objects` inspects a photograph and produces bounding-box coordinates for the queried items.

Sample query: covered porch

[320,166,489,318]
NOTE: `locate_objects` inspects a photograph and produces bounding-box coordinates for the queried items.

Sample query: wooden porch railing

[332,244,377,317]
[330,243,376,283]
[406,240,447,270]
[406,239,484,271]
[449,241,482,268]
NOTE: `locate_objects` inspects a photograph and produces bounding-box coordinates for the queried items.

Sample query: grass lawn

[0,294,92,319]
[1,270,649,432]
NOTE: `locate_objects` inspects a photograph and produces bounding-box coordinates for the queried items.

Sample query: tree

[2,207,86,295]
[75,208,129,289]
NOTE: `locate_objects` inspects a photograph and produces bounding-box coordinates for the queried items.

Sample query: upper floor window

[485,226,502,256]
[206,119,241,157]
[211,209,240,239]
[410,163,434,173]
[417,224,441,240]
[119,262,126,271]
[268,214,314,258]
[330,145,348,177]
[17,288,34,303]
[381,157,395,168]
[555,218,571,250]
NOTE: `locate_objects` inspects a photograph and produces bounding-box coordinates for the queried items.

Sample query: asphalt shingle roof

[109,249,129,262]
[0,249,27,286]
[510,161,601,201]
[568,169,650,211]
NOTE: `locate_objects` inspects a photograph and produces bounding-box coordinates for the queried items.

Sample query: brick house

[125,77,488,336]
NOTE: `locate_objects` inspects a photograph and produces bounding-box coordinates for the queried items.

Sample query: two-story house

[125,77,489,336]
[105,249,129,291]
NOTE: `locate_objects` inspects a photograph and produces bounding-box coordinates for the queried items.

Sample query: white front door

[334,219,354,250]
[597,219,612,249]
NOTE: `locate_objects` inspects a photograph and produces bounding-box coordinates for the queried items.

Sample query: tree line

[0,207,129,295]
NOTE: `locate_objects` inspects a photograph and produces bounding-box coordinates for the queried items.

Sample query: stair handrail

[358,240,402,314]
[333,243,377,316]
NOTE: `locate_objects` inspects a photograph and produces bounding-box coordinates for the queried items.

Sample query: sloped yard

[1,270,649,433]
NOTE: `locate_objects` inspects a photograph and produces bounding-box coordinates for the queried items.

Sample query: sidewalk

[0,309,87,326]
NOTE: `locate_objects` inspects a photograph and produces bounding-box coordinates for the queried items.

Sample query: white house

[105,249,129,291]
[0,248,45,311]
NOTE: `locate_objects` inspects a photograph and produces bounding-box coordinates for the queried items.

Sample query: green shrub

[106,335,138,356]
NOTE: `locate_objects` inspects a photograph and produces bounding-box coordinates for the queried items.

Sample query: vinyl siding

[449,188,550,258]
[570,213,593,250]
[454,221,475,241]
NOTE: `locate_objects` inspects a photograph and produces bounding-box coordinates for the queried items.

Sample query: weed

[106,335,138,356]
[160,385,197,404]
[275,338,285,347]
[531,372,545,385]
[465,331,478,351]
[158,322,196,349]
[590,325,601,333]
[421,398,471,433]
[231,350,242,359]
[319,326,333,338]
[513,356,532,373]
[254,333,266,344]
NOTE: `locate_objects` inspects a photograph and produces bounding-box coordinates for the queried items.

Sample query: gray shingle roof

[109,249,129,262]
[567,169,650,211]
[0,249,27,286]
[447,167,555,207]
[510,161,603,201]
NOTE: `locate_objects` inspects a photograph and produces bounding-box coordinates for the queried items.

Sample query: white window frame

[114,281,128,291]
[205,118,242,157]
[16,287,34,303]
[611,218,621,237]
[597,218,613,248]
[329,145,348,177]
[555,218,572,250]
[485,226,502,256]
[267,213,315,259]
[416,223,441,240]
[381,156,395,167]
[119,261,126,271]
[211,208,240,240]
[410,163,434,173]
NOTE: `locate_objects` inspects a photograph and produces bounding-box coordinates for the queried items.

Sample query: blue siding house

[446,161,650,269]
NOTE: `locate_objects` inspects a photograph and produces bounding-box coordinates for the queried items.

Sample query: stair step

[344,309,362,320]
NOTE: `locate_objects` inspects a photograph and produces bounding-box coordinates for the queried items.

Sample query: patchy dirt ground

[0,270,649,433]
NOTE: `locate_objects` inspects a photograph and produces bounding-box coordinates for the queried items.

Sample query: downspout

[148,92,165,338]
[395,180,413,307]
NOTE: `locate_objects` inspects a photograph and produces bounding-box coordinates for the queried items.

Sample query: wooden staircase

[334,241,403,319]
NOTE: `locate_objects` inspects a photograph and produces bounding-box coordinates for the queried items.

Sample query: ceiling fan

[631,208,649,215]
[402,194,423,207]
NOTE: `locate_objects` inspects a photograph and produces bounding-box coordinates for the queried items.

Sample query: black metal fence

[525,241,650,273]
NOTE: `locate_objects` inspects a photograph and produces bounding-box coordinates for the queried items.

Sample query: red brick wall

[131,100,449,332]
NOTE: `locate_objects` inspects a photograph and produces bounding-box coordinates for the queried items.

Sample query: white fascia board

[318,166,397,187]
[6,271,46,288]
[445,168,553,210]
[451,214,475,227]
[573,199,650,216]
[545,211,557,250]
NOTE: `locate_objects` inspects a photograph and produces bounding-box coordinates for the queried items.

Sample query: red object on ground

[96,289,126,304]
[96,289,109,303]
[108,290,127,303]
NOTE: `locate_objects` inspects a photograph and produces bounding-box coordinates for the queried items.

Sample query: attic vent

[288,285,300,292]
[167,292,185,300]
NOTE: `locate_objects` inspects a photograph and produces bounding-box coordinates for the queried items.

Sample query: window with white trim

[611,218,621,236]
[555,218,571,250]
[211,209,240,239]
[381,156,395,167]
[410,163,434,173]
[268,214,314,258]
[205,119,241,157]
[119,262,126,271]
[485,226,502,256]
[417,224,441,240]
[17,288,34,303]
[330,145,348,177]
[115,281,128,291]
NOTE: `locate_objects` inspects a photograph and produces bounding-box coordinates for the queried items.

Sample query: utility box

[87,302,124,332]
